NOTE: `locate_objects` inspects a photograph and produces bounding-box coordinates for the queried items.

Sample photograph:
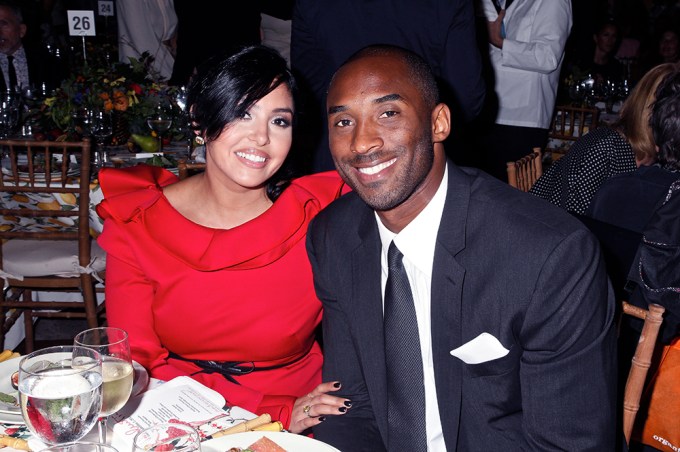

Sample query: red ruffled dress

[95,165,346,428]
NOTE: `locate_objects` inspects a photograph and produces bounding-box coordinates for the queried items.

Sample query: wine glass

[146,105,173,153]
[18,345,103,446]
[132,422,201,452]
[74,327,134,445]
[90,111,113,169]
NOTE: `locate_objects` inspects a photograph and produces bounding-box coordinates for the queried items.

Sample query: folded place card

[450,332,510,364]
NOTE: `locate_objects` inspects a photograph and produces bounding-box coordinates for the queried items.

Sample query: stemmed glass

[18,346,103,446]
[146,105,173,153]
[91,110,113,169]
[74,327,134,445]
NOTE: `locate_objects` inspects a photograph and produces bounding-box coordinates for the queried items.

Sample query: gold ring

[303,405,311,417]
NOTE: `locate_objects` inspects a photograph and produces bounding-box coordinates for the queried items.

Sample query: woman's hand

[288,381,351,434]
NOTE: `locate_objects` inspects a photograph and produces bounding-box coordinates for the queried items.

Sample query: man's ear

[19,24,26,39]
[431,103,451,143]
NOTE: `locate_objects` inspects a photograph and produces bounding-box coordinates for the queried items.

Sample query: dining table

[0,359,339,451]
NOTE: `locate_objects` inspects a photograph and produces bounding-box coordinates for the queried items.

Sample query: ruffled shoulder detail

[98,167,346,272]
[96,165,178,222]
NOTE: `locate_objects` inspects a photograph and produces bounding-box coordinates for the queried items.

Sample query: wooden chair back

[0,138,104,351]
[506,147,543,192]
[548,105,600,160]
[621,301,665,445]
[178,160,206,180]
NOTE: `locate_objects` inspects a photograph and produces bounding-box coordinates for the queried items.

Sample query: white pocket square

[450,332,509,364]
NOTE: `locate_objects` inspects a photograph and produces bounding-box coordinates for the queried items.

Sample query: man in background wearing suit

[306,45,617,451]
[0,0,64,94]
[291,0,485,173]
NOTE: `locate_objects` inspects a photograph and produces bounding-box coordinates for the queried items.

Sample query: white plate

[202,431,340,452]
[0,356,21,414]
[0,410,24,425]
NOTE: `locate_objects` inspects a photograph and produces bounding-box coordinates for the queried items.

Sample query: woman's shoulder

[288,171,348,207]
[96,165,179,221]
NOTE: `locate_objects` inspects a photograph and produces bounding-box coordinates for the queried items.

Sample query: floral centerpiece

[28,51,184,146]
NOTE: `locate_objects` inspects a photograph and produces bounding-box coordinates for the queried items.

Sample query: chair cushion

[2,240,106,278]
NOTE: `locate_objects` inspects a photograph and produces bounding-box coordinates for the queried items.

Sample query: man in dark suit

[0,1,64,94]
[306,45,617,451]
[291,0,485,172]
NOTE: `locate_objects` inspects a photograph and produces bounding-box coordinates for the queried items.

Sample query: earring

[194,135,205,145]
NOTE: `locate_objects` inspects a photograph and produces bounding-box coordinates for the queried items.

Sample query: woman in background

[96,46,349,433]
[531,63,676,214]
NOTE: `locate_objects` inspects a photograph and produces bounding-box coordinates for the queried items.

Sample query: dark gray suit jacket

[307,163,617,451]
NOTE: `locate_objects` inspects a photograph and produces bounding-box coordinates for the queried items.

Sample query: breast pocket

[463,345,520,378]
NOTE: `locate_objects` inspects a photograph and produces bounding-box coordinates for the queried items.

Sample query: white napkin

[450,332,510,364]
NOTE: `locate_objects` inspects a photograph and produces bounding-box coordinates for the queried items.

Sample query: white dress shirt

[376,166,448,451]
[482,0,572,129]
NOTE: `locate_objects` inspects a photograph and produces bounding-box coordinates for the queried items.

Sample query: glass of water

[18,346,103,445]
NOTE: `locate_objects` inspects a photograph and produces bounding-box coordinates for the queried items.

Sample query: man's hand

[487,9,505,49]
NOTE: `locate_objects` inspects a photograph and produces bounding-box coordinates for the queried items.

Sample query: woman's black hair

[186,45,299,201]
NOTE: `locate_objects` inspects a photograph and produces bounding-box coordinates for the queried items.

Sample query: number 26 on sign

[67,10,96,36]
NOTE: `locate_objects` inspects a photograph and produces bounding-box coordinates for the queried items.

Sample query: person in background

[587,68,680,233]
[530,63,677,215]
[586,19,627,85]
[116,0,177,81]
[96,46,350,433]
[478,0,572,180]
[291,0,485,173]
[0,0,63,93]
[308,44,616,451]
[260,0,293,65]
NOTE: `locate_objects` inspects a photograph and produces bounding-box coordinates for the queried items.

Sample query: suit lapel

[430,163,470,449]
[348,207,389,442]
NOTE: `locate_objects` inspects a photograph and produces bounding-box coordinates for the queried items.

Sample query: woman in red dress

[96,46,350,433]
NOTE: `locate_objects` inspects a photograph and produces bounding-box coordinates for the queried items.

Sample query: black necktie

[6,55,16,91]
[384,241,427,451]
[492,0,514,13]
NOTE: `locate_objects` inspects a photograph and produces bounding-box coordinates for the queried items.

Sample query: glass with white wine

[18,346,103,445]
[146,105,173,152]
[74,327,134,444]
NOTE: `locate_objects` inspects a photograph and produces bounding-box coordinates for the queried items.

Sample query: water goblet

[146,106,173,153]
[18,345,103,446]
[74,327,134,445]
[91,111,113,169]
[132,422,201,452]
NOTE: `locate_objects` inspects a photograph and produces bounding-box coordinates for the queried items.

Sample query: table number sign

[98,1,114,17]
[67,10,96,36]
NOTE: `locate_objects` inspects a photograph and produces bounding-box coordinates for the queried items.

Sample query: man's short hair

[0,1,23,22]
[335,44,440,109]
[651,70,680,170]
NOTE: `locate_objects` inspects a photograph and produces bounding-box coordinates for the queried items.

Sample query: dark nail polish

[338,407,347,413]
[318,416,326,422]
[344,400,352,407]
[333,382,341,388]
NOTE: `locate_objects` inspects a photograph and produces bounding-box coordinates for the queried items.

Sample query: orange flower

[103,99,113,111]
[99,92,110,101]
[112,91,128,111]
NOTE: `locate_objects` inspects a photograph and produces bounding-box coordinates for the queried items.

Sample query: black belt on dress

[167,351,308,385]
